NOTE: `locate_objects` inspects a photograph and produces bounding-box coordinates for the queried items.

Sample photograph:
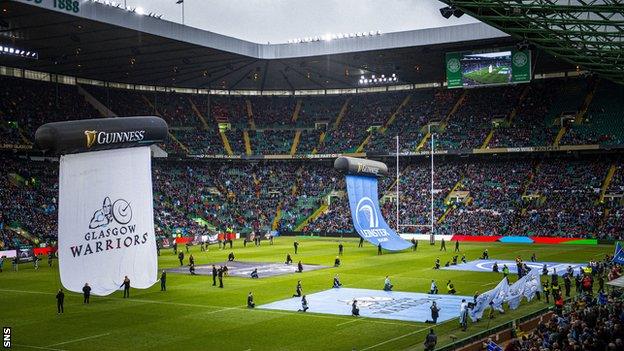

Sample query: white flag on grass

[491,278,510,312]
[58,147,157,296]
[505,268,542,310]
[469,277,509,321]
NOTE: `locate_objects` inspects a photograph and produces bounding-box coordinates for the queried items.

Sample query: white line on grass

[46,333,110,347]
[336,318,363,327]
[13,344,66,351]
[360,320,453,351]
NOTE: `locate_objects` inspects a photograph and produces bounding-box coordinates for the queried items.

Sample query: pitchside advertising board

[36,116,167,296]
[446,48,531,88]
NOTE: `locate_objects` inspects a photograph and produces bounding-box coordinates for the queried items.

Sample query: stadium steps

[17,127,32,145]
[294,201,329,232]
[141,95,190,153]
[243,130,253,155]
[291,99,302,123]
[290,130,302,155]
[333,97,352,128]
[574,80,598,124]
[355,134,372,153]
[553,126,567,146]
[219,131,234,155]
[487,84,530,148]
[443,177,464,205]
[245,99,256,129]
[311,131,326,154]
[480,129,495,149]
[360,94,412,152]
[77,84,117,117]
[598,164,617,203]
[272,202,283,230]
[416,132,431,151]
[167,132,190,154]
[187,97,210,130]
[381,94,412,133]
[507,85,531,124]
[445,90,467,122]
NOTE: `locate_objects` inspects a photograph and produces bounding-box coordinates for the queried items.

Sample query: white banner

[58,147,157,296]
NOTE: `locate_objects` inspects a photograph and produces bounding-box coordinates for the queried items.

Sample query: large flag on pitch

[345,174,411,251]
[506,268,542,310]
[469,277,509,321]
[58,147,157,296]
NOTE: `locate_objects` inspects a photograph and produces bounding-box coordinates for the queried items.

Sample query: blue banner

[614,242,624,265]
[346,174,411,251]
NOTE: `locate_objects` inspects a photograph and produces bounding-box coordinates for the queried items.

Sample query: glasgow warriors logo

[447,58,461,73]
[356,197,379,228]
[89,197,133,229]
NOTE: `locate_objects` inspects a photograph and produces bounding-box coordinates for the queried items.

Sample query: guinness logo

[85,130,97,148]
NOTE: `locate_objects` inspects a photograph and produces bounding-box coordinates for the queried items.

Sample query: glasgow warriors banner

[346,175,411,251]
[58,147,157,296]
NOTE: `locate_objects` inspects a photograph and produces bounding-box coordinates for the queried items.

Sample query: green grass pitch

[0,237,610,351]
[463,66,510,85]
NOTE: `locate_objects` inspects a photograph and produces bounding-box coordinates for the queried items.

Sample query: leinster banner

[58,147,157,296]
[346,175,411,251]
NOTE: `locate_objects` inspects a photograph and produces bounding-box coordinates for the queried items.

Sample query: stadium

[1,0,623,350]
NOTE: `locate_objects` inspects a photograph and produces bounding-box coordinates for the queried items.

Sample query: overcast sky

[123,0,478,43]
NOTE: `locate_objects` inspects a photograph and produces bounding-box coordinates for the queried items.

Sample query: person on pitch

[358,237,364,248]
[160,270,167,291]
[293,240,299,254]
[377,243,382,255]
[427,301,440,324]
[228,252,235,262]
[411,238,418,251]
[338,242,344,256]
[293,280,303,297]
[56,288,65,314]
[251,268,259,279]
[299,295,309,312]
[433,257,440,270]
[455,240,460,252]
[383,276,393,291]
[333,274,342,288]
[120,275,131,298]
[217,266,224,288]
[82,283,91,304]
[285,253,293,265]
[247,292,255,308]
[178,251,184,266]
[446,280,456,295]
[212,265,217,286]
[440,238,446,252]
[296,260,303,273]
[334,256,341,267]
[430,280,438,294]
[351,299,360,316]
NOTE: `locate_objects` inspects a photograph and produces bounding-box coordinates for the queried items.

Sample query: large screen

[446,49,531,88]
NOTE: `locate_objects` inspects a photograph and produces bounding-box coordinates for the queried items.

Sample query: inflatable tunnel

[334,157,411,251]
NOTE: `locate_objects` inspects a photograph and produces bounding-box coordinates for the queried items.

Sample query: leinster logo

[85,130,97,148]
[447,58,461,73]
[513,51,528,67]
[356,197,379,228]
[89,197,133,229]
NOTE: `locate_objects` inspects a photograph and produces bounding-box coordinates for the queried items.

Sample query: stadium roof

[441,0,624,85]
[0,0,573,90]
